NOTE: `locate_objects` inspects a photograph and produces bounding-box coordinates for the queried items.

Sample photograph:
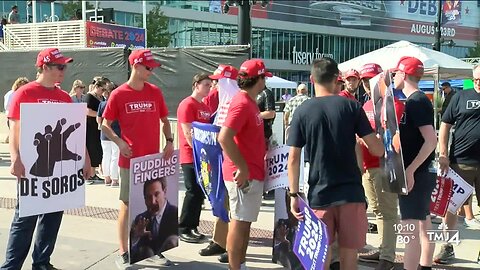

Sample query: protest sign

[370,72,408,195]
[192,122,229,223]
[19,103,86,217]
[430,173,453,217]
[265,145,305,193]
[293,197,329,270]
[444,167,474,213]
[128,151,180,264]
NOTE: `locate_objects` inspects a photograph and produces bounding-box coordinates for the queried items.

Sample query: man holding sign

[1,48,92,270]
[435,65,480,264]
[102,49,174,269]
[287,57,384,270]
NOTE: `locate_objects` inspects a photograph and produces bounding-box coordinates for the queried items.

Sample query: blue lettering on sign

[408,0,437,16]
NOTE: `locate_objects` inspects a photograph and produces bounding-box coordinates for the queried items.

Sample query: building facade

[2,0,479,93]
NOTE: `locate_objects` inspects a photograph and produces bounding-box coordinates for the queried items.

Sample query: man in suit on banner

[130,177,178,263]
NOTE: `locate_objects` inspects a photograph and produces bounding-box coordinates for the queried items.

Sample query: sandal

[111,180,119,187]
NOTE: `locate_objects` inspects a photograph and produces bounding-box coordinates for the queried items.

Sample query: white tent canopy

[266,75,298,89]
[339,40,473,79]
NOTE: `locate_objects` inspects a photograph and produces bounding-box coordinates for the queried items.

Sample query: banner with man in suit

[128,151,180,264]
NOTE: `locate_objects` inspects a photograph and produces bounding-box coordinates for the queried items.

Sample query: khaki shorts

[119,168,130,202]
[224,180,264,222]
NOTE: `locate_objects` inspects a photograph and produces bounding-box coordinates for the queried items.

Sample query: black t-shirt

[257,88,276,139]
[442,90,480,165]
[399,91,435,171]
[287,95,373,208]
[85,93,103,112]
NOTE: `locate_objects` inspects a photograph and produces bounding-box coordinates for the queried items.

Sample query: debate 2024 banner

[128,151,180,264]
[86,21,146,49]
[19,103,87,217]
[192,122,229,223]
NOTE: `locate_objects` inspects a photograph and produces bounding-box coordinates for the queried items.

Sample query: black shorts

[399,169,436,220]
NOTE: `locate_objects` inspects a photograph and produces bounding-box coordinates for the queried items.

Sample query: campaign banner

[293,197,329,270]
[192,122,229,223]
[370,72,408,195]
[445,167,474,213]
[265,145,305,193]
[86,21,146,49]
[19,103,86,217]
[430,173,454,217]
[128,151,179,264]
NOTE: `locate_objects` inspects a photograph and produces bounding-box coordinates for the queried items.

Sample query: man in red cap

[218,59,271,270]
[177,73,212,244]
[199,64,240,263]
[357,63,404,270]
[2,48,92,270]
[339,68,360,100]
[335,72,344,94]
[393,56,437,270]
[102,49,174,269]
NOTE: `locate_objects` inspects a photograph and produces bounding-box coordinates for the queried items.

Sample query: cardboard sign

[264,145,305,192]
[430,174,454,217]
[370,72,408,195]
[128,151,180,264]
[293,197,329,270]
[19,103,86,217]
[445,167,474,213]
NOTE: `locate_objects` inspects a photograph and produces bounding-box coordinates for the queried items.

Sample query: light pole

[433,0,442,51]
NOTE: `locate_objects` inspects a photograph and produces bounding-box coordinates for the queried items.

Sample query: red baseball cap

[337,71,343,82]
[360,63,383,79]
[209,65,239,80]
[239,59,272,78]
[344,69,360,79]
[36,48,73,67]
[129,49,161,69]
[392,56,424,77]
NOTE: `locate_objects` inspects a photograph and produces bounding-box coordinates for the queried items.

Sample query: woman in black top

[85,76,109,183]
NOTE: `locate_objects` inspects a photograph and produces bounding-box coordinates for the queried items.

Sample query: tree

[466,41,480,58]
[146,3,171,48]
[61,0,94,21]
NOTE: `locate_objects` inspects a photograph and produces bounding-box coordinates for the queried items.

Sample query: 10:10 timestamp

[393,223,416,244]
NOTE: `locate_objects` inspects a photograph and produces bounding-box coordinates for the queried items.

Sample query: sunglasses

[48,64,67,71]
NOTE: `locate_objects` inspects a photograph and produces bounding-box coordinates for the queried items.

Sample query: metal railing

[2,20,86,51]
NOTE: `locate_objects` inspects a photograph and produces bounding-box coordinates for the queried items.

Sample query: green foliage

[466,41,480,58]
[146,3,171,48]
[61,0,95,21]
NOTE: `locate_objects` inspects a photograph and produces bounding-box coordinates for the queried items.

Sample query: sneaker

[434,243,455,264]
[375,259,394,270]
[464,218,480,229]
[147,254,172,266]
[115,252,130,270]
[358,250,380,262]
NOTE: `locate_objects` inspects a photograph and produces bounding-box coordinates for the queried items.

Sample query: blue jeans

[0,203,63,269]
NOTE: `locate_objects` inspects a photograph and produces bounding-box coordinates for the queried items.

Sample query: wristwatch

[166,137,174,143]
[288,192,299,198]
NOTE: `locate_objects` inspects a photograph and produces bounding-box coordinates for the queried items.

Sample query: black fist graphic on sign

[30,118,82,177]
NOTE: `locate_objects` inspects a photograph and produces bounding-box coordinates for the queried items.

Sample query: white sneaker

[147,254,172,266]
[464,218,480,229]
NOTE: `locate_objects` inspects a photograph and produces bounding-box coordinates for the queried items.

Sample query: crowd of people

[0,46,479,270]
